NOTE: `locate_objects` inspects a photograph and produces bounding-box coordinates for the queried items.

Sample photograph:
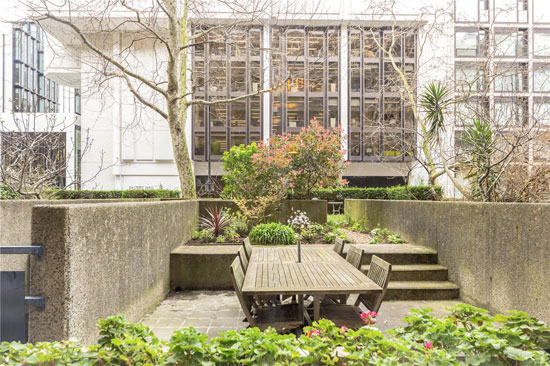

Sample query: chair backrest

[230,257,255,326]
[238,245,249,271]
[332,237,345,257]
[345,246,364,269]
[243,237,252,260]
[359,255,392,313]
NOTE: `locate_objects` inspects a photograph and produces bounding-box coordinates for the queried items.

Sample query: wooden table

[242,246,382,321]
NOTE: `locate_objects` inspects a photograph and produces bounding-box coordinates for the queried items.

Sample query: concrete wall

[0,199,147,272]
[27,200,197,344]
[345,199,550,323]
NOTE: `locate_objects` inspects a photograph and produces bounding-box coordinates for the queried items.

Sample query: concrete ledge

[345,199,550,323]
[170,245,239,291]
[28,200,197,344]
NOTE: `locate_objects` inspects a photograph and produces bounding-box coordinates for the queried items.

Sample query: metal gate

[0,245,45,342]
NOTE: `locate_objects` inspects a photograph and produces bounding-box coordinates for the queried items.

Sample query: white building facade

[3,0,550,195]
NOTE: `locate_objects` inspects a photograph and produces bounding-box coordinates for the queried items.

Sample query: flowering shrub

[3,305,550,365]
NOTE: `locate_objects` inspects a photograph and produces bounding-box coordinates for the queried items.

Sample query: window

[455,98,489,126]
[494,98,528,126]
[455,63,485,92]
[192,27,264,160]
[12,22,58,112]
[348,28,415,161]
[494,30,527,57]
[534,32,550,57]
[494,0,528,23]
[455,30,487,57]
[534,101,550,126]
[455,0,489,22]
[494,63,528,92]
[534,65,550,92]
[533,0,550,23]
[272,27,340,133]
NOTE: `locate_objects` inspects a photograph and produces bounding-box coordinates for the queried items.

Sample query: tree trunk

[165,0,196,199]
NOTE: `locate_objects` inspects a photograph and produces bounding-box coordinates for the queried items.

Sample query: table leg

[313,296,320,321]
[298,295,304,322]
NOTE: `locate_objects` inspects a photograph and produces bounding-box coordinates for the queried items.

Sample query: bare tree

[357,0,550,201]
[17,0,310,198]
[0,113,106,198]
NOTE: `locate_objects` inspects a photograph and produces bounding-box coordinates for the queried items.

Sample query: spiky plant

[199,207,231,238]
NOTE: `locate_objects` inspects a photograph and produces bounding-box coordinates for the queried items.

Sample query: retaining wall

[27,200,197,344]
[345,199,550,323]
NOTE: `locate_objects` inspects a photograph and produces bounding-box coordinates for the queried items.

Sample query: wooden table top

[242,246,382,296]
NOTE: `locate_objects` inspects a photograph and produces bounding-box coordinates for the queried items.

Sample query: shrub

[309,185,442,202]
[2,305,550,365]
[0,184,20,200]
[47,189,180,199]
[249,223,296,245]
[369,227,405,244]
[349,217,370,233]
[199,207,230,238]
[192,229,215,243]
[227,213,250,237]
[323,228,349,244]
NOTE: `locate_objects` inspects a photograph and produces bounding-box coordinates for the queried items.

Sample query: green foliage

[461,118,501,202]
[5,304,549,365]
[0,184,20,200]
[309,185,442,202]
[192,228,215,243]
[349,217,370,233]
[47,189,181,199]
[215,235,226,243]
[327,214,353,229]
[420,82,453,140]
[223,229,241,243]
[249,223,296,245]
[369,227,405,244]
[227,212,250,237]
[220,143,260,200]
[323,228,350,244]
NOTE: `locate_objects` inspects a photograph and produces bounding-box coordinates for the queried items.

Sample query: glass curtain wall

[192,27,263,161]
[271,27,340,136]
[348,28,416,161]
[12,22,59,112]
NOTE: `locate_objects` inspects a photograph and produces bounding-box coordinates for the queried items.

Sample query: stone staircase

[344,244,460,301]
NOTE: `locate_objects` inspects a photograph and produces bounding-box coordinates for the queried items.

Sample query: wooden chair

[345,246,364,269]
[319,256,391,329]
[323,246,364,305]
[238,245,249,271]
[354,255,392,313]
[243,237,252,260]
[332,237,345,257]
[230,257,303,332]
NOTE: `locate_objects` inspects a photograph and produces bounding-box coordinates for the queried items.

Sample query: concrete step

[361,264,449,281]
[345,244,439,265]
[384,281,460,301]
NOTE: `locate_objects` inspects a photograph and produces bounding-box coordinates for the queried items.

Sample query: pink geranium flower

[307,329,320,338]
[340,326,348,332]
[425,341,433,350]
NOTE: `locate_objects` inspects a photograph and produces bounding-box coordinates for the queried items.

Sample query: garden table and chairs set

[230,238,392,333]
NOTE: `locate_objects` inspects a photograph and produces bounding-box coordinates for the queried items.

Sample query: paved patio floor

[141,291,463,341]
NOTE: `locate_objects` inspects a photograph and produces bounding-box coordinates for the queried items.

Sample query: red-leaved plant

[199,207,230,238]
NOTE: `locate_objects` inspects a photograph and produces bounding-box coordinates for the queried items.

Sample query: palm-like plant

[199,207,231,238]
[420,82,453,141]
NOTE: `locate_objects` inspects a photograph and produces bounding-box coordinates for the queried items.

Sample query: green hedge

[48,189,181,199]
[300,185,442,202]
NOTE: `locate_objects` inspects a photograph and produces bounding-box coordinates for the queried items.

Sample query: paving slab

[142,291,465,341]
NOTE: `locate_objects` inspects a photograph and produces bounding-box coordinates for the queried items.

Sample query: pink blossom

[360,312,368,320]
[307,329,320,338]
[425,341,433,350]
[340,326,348,332]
